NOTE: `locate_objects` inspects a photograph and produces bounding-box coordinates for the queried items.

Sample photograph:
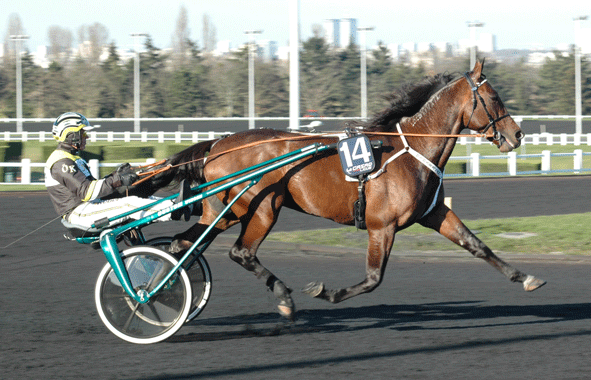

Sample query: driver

[45,112,191,231]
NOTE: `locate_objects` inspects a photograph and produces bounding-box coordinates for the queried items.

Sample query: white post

[574,149,583,173]
[470,152,480,176]
[289,0,300,131]
[508,152,517,176]
[21,158,31,184]
[89,159,100,179]
[541,150,551,173]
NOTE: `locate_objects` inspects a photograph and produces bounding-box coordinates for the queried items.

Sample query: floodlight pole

[10,35,29,133]
[467,21,484,69]
[289,0,300,131]
[131,33,148,133]
[574,16,587,135]
[245,30,262,130]
[358,27,374,120]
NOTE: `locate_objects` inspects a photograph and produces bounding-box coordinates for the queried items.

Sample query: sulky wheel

[144,237,212,322]
[95,246,192,344]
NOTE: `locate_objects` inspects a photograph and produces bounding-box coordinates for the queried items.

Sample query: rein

[134,73,502,184]
[133,129,488,185]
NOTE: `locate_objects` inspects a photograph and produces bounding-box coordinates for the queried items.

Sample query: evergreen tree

[140,36,169,117]
[42,61,71,117]
[537,51,576,114]
[97,42,126,117]
[300,36,332,116]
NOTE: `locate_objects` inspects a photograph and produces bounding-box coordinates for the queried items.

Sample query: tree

[537,52,576,114]
[77,23,109,63]
[255,60,289,117]
[97,43,127,117]
[140,36,169,117]
[47,26,73,64]
[202,14,217,54]
[300,35,333,115]
[42,61,71,117]
[208,57,243,116]
[366,42,393,115]
[172,6,190,68]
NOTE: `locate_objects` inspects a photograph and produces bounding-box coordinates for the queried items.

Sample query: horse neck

[398,84,465,170]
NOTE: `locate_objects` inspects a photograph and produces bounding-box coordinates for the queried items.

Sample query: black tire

[144,237,212,322]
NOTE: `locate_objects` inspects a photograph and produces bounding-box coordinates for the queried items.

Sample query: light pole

[131,33,148,133]
[467,21,484,69]
[358,27,374,120]
[244,30,262,130]
[289,0,300,131]
[10,35,29,133]
[574,16,587,135]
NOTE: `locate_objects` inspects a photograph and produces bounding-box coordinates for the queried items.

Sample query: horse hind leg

[419,204,546,291]
[228,193,296,320]
[229,243,296,320]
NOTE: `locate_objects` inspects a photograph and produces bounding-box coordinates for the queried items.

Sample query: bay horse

[140,61,546,320]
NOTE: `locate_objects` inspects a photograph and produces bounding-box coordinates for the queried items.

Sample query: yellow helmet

[52,112,98,142]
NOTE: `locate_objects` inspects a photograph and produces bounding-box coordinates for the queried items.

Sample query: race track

[1,176,591,379]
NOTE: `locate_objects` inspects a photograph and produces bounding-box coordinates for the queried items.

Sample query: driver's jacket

[45,144,122,216]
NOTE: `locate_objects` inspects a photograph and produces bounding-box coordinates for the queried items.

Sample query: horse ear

[471,59,485,79]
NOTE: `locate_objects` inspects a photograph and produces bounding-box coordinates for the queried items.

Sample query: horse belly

[286,165,358,225]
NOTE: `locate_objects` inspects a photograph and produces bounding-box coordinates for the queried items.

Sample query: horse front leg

[419,203,546,291]
[303,226,395,303]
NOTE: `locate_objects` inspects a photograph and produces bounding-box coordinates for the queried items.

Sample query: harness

[366,122,443,220]
[356,73,505,225]
[463,72,511,142]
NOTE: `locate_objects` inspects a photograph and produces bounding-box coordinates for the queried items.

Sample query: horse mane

[358,72,459,131]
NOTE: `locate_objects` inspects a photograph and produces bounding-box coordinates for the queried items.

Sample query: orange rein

[131,130,487,185]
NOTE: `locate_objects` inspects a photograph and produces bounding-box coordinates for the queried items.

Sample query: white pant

[67,196,175,229]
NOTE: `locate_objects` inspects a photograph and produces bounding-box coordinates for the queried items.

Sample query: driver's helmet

[52,112,98,143]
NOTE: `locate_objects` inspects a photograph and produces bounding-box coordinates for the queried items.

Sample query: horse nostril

[516,131,524,141]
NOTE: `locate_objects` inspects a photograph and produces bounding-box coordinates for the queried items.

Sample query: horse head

[462,60,524,153]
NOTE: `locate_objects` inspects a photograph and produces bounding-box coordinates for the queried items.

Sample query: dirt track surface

[2,177,591,379]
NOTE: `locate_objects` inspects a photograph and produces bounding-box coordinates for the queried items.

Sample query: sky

[2,0,590,52]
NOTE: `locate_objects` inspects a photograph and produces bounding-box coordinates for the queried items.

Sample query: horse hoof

[278,303,295,321]
[523,275,546,292]
[302,282,324,298]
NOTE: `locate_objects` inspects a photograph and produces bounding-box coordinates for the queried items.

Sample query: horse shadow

[167,300,591,343]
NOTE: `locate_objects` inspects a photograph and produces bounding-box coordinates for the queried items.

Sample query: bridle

[463,72,511,142]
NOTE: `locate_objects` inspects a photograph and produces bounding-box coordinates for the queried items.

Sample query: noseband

[463,72,511,142]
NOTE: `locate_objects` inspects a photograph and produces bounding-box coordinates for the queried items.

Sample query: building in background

[323,18,357,49]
